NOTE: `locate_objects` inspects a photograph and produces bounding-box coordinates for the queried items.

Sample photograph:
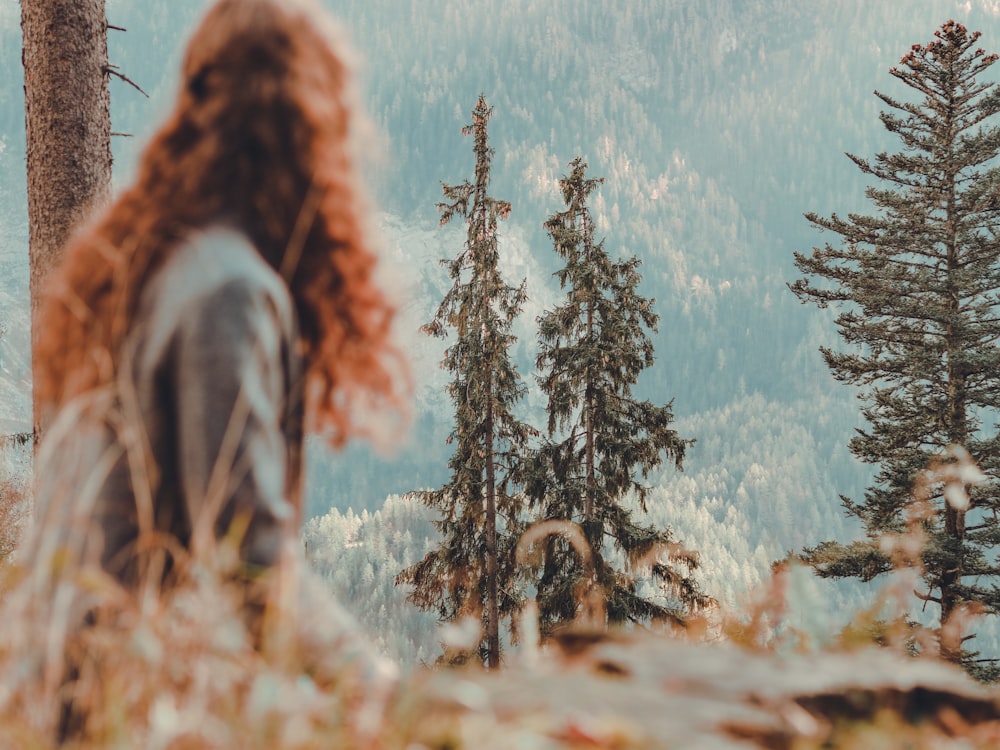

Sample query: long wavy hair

[34,0,404,446]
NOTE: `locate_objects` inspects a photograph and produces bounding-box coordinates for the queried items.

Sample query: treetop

[891,20,997,79]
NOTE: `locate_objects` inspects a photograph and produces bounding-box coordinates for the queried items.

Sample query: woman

[19,0,405,738]
[35,0,404,591]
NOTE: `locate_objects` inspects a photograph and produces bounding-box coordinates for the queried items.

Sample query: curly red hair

[35,0,405,446]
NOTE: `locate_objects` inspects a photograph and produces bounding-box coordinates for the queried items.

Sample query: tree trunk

[940,150,966,663]
[21,0,112,441]
[581,202,603,626]
[484,376,500,670]
[583,207,595,525]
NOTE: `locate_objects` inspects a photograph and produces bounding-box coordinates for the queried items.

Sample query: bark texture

[21,0,112,439]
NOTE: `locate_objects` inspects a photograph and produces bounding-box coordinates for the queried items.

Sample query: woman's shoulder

[132,226,297,363]
[141,227,294,320]
[158,227,287,303]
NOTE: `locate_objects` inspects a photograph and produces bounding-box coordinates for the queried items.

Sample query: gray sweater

[33,227,305,583]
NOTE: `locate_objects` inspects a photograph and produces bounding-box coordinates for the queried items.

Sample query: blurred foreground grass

[0,555,997,749]
[1,448,998,748]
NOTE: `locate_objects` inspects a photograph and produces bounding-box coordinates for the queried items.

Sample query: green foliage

[791,21,1000,672]
[397,97,534,669]
[803,540,891,583]
[527,158,707,635]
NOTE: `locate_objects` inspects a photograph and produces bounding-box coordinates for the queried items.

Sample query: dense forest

[5,0,1000,669]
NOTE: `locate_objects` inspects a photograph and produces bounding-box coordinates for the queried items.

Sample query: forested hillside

[4,0,1000,664]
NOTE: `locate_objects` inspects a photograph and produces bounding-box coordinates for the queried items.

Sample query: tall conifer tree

[791,22,1000,673]
[397,96,532,669]
[528,157,705,635]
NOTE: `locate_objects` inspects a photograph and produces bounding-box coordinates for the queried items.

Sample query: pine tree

[790,21,1000,674]
[527,157,706,636]
[397,96,533,669]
